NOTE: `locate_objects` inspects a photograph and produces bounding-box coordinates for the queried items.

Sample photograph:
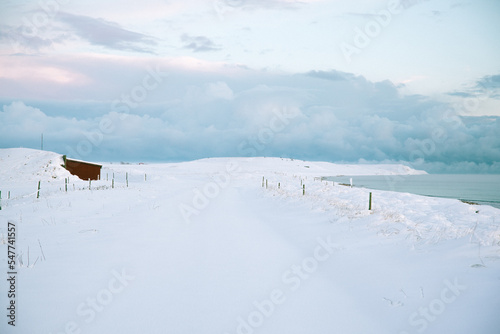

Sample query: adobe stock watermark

[381,79,493,191]
[399,277,466,334]
[8,0,69,53]
[178,105,300,224]
[237,106,300,156]
[223,235,338,334]
[49,268,135,334]
[21,0,67,37]
[64,65,168,161]
[408,82,492,166]
[178,161,242,224]
[340,0,428,63]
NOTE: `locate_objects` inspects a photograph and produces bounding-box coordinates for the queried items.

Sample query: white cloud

[58,12,157,53]
[206,81,234,100]
[2,66,499,173]
[181,34,221,52]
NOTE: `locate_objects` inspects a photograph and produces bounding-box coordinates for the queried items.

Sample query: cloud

[447,73,500,100]
[305,70,355,82]
[476,74,500,98]
[212,0,315,20]
[477,74,500,88]
[0,23,71,53]
[205,81,234,100]
[58,12,156,53]
[0,56,498,172]
[181,34,221,52]
[0,25,52,52]
[214,0,310,11]
[446,91,475,98]
[0,101,92,149]
[2,65,500,173]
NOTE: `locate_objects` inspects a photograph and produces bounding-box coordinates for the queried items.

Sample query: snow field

[0,149,499,334]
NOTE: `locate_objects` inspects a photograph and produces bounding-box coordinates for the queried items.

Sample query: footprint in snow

[383,297,404,307]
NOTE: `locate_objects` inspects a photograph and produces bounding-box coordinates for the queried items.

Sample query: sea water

[324,174,500,209]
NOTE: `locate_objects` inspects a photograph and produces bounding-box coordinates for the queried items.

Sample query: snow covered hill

[0,148,72,182]
[150,156,428,177]
[0,149,499,334]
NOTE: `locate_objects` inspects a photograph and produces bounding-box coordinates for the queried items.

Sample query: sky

[0,0,499,173]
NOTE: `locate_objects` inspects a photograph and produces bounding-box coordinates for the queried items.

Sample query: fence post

[37,181,41,199]
[303,184,305,195]
[369,192,372,210]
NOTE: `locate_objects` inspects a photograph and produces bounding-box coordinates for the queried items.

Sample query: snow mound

[164,157,427,176]
[0,148,73,182]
